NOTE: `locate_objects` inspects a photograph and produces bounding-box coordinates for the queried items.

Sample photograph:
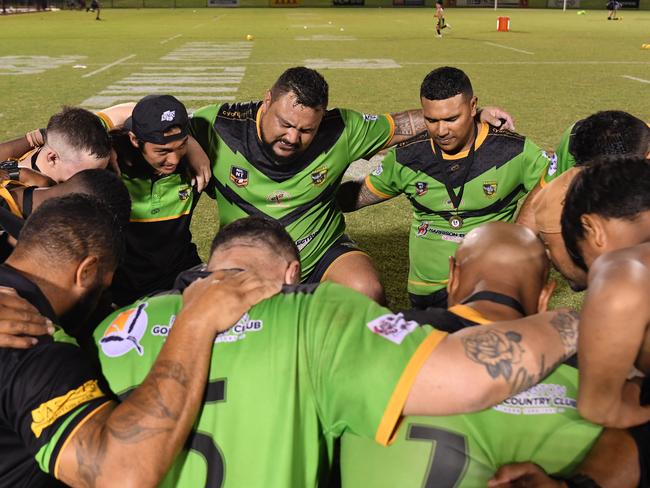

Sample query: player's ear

[581,214,606,252]
[447,256,461,305]
[262,90,273,111]
[127,131,140,150]
[469,96,478,118]
[284,260,301,285]
[537,279,556,313]
[44,147,58,167]
[74,255,99,290]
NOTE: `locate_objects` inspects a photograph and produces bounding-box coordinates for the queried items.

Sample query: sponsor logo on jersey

[310,167,328,186]
[230,166,249,187]
[215,313,264,343]
[416,222,464,242]
[371,162,383,176]
[367,313,418,345]
[267,190,291,207]
[544,151,558,176]
[178,187,191,201]
[295,230,319,251]
[99,303,148,357]
[363,113,379,122]
[151,315,176,337]
[31,380,104,438]
[482,181,497,199]
[161,110,176,122]
[415,181,428,196]
[493,382,577,415]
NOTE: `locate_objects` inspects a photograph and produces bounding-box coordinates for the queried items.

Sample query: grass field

[0,7,649,308]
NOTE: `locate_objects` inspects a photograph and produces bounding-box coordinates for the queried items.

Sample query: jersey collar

[429,122,489,161]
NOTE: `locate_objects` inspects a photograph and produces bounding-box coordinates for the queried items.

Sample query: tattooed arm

[403,309,578,417]
[56,271,280,488]
[386,106,515,147]
[338,178,392,212]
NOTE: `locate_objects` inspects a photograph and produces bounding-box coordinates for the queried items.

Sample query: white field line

[82,54,136,78]
[160,34,182,45]
[622,75,650,84]
[483,42,534,55]
[192,23,206,29]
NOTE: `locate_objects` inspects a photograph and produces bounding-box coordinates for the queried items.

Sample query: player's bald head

[449,222,551,313]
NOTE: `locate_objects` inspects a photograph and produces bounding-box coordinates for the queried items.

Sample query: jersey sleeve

[188,104,222,166]
[548,123,578,184]
[340,109,395,162]
[304,283,447,446]
[1,342,110,477]
[521,138,554,192]
[94,111,114,131]
[364,148,403,198]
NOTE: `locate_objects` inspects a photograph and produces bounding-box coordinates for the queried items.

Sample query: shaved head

[449,222,551,315]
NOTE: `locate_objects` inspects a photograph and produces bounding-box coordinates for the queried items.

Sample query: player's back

[340,365,601,487]
[93,281,435,487]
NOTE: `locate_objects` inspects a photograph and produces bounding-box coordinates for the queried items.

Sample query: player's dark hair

[420,67,473,101]
[271,67,329,110]
[570,111,650,166]
[210,216,300,263]
[561,157,650,271]
[64,169,132,229]
[46,107,112,160]
[16,194,125,271]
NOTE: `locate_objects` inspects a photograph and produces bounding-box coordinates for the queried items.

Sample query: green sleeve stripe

[34,398,110,475]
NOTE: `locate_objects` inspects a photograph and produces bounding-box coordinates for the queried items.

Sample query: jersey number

[187,378,227,488]
[406,424,469,488]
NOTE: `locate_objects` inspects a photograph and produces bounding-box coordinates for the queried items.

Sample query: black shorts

[304,234,364,284]
[409,288,449,310]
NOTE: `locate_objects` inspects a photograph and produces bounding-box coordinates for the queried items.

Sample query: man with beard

[0,194,279,487]
[189,66,513,304]
[338,67,552,309]
[92,216,579,487]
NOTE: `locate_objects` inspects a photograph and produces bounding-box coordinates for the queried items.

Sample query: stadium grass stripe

[81,54,137,79]
[160,34,183,44]
[483,42,534,55]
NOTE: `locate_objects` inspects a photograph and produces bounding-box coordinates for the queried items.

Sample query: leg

[322,251,386,305]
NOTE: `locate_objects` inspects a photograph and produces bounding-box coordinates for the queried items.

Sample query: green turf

[0,7,648,308]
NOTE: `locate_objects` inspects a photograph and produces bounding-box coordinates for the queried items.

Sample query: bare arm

[577,255,650,428]
[97,102,136,129]
[404,309,578,416]
[186,136,212,193]
[338,178,392,212]
[0,135,36,162]
[516,182,542,232]
[488,428,640,488]
[386,106,515,147]
[56,271,281,488]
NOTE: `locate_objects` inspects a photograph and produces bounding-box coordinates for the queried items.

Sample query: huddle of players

[0,64,648,487]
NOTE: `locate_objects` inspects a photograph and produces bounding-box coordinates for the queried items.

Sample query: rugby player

[0,195,279,487]
[561,156,650,428]
[92,216,579,487]
[109,95,209,305]
[530,111,650,290]
[338,66,552,309]
[15,107,112,182]
[339,223,606,487]
[434,0,451,38]
[189,66,513,304]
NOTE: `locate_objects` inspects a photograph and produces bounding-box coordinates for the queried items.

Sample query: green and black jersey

[0,266,109,488]
[94,281,446,487]
[340,363,601,487]
[366,123,551,296]
[189,102,394,280]
[110,133,202,306]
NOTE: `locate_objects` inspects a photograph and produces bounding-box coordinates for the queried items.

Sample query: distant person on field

[607,0,621,19]
[87,0,100,20]
[434,1,450,38]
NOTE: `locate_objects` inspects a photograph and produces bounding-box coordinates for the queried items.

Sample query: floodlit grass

[1,7,648,308]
